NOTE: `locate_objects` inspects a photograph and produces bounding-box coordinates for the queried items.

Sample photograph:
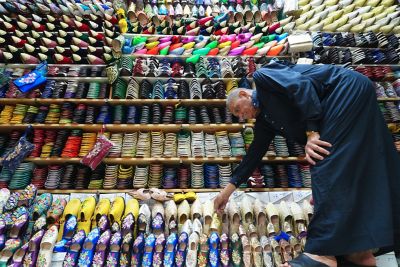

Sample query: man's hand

[214,183,236,214]
[305,132,332,165]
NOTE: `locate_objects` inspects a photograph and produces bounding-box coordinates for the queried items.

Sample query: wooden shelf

[118,54,292,59]
[2,156,307,165]
[119,76,252,82]
[9,77,108,82]
[0,98,397,106]
[0,98,229,106]
[11,187,312,194]
[321,45,389,51]
[0,63,106,68]
[0,123,253,132]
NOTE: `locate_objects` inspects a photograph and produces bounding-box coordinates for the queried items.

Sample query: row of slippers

[122,2,279,24]
[0,0,115,17]
[121,14,292,35]
[112,33,291,60]
[0,104,242,125]
[0,189,313,240]
[312,31,400,49]
[294,0,400,33]
[311,46,400,64]
[0,214,305,267]
[108,56,256,79]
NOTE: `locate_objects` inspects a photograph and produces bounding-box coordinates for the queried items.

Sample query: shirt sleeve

[253,67,322,132]
[230,120,275,187]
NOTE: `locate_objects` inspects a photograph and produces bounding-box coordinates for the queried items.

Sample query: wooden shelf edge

[10,188,312,194]
[0,98,397,106]
[0,156,307,165]
[0,123,254,133]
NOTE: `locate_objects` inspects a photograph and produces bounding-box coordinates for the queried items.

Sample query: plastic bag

[1,125,34,174]
[81,126,114,170]
[13,61,48,93]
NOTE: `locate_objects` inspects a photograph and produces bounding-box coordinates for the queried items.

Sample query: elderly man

[214,60,400,267]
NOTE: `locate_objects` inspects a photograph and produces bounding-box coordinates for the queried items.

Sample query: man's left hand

[305,132,332,165]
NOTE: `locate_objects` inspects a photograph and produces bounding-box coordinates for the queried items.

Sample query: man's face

[229,91,258,120]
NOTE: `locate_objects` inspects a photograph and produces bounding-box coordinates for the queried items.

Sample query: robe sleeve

[230,120,275,187]
[253,67,322,132]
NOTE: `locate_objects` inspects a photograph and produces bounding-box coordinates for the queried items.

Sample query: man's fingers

[305,153,316,165]
[311,144,330,156]
[315,139,332,147]
[306,147,324,160]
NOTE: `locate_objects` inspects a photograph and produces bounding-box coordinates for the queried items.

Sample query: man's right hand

[214,183,237,214]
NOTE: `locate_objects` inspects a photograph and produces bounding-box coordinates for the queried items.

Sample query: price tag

[70,193,97,202]
[52,252,66,262]
[293,190,312,203]
[247,192,270,203]
[197,192,219,203]
[269,191,293,204]
[231,191,244,200]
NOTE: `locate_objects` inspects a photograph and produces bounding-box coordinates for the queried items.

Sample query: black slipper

[288,254,330,267]
[336,256,377,267]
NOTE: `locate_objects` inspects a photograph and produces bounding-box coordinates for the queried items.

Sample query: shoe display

[0,0,398,265]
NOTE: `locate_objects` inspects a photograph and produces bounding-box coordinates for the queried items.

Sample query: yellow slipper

[351,21,366,32]
[325,0,338,6]
[375,11,389,21]
[323,21,339,32]
[366,0,380,6]
[363,17,376,27]
[119,19,128,34]
[173,193,186,204]
[361,11,374,20]
[380,24,395,34]
[313,4,326,13]
[182,42,195,50]
[336,23,352,32]
[309,21,324,31]
[335,15,349,27]
[385,5,397,13]
[371,5,384,15]
[124,198,139,220]
[393,25,400,34]
[320,16,334,26]
[343,3,355,14]
[79,197,96,222]
[109,197,125,226]
[77,197,96,234]
[78,220,92,235]
[295,15,308,26]
[327,9,344,20]
[145,41,160,49]
[353,0,366,7]
[300,4,311,12]
[381,0,395,6]
[184,192,197,203]
[58,198,81,241]
[298,0,310,6]
[365,24,380,32]
[92,198,111,226]
[218,41,232,49]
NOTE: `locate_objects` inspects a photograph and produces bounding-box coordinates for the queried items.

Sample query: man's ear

[238,90,247,98]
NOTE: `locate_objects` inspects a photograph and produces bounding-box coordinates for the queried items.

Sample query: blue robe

[230,60,400,255]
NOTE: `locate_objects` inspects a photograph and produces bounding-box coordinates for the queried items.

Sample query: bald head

[226,88,258,120]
